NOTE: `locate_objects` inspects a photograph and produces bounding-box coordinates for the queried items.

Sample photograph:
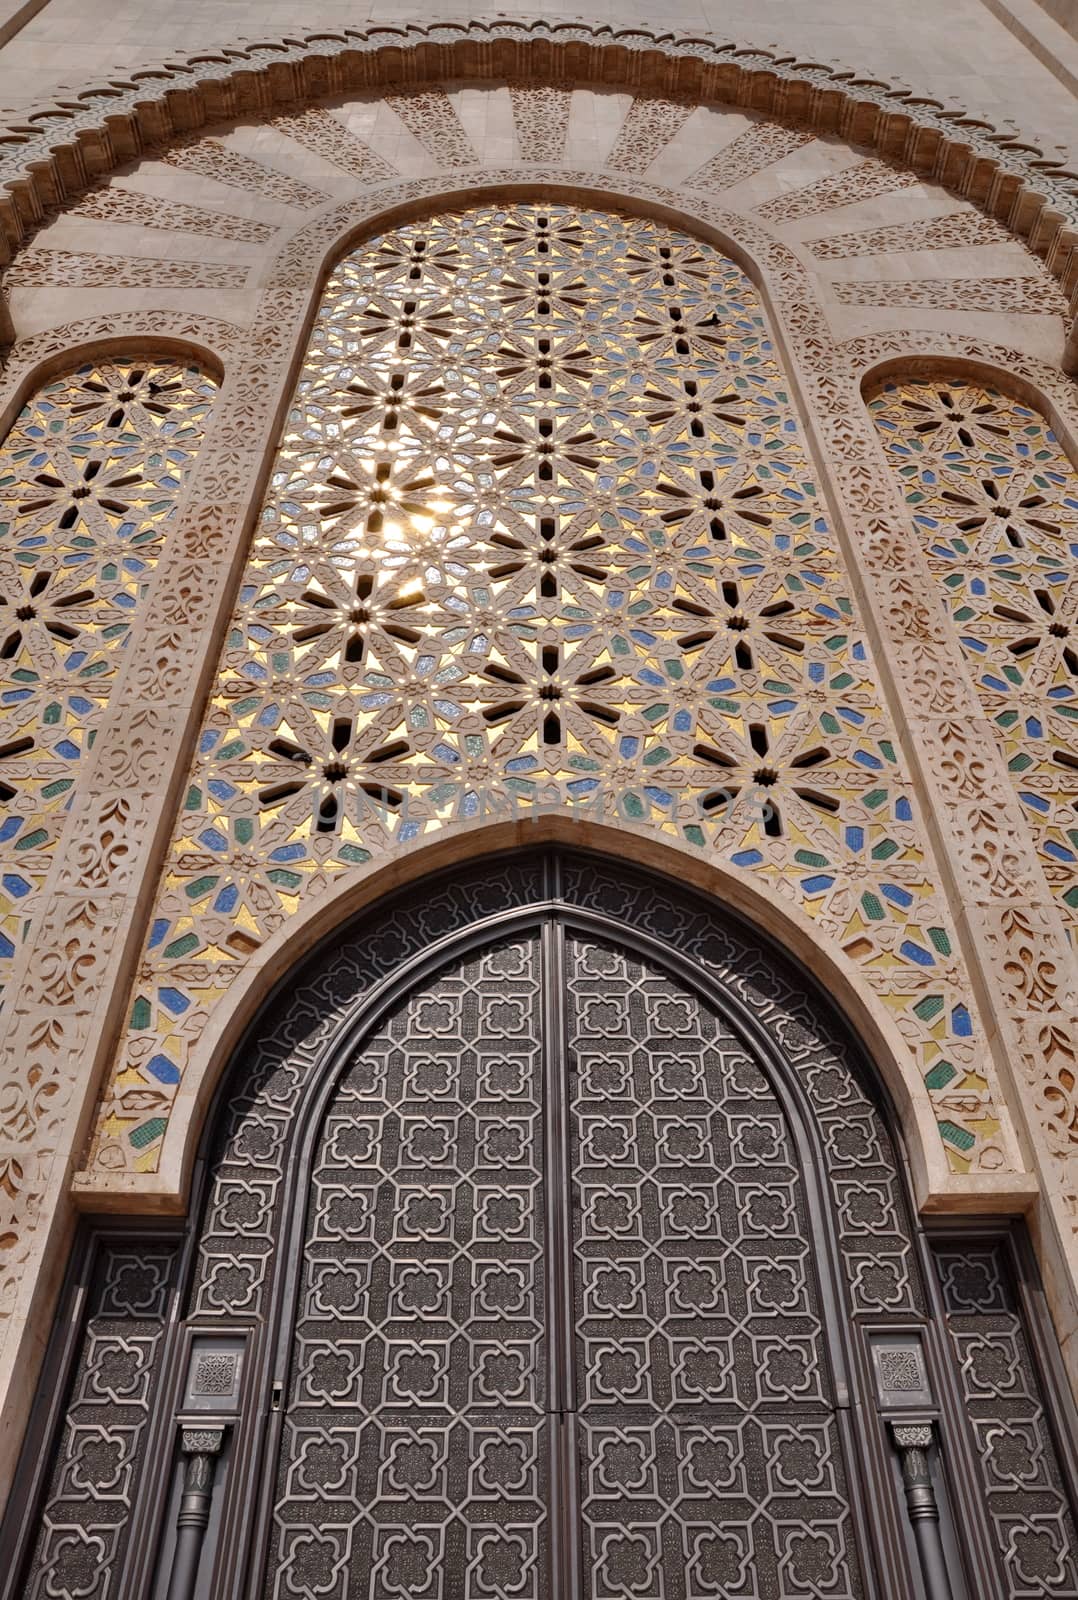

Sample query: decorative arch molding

[0,309,240,436]
[847,328,1078,983]
[845,328,1078,462]
[72,814,971,1219]
[27,168,1043,1206]
[0,18,1076,365]
[58,169,1024,1196]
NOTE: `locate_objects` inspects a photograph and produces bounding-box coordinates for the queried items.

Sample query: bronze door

[262,919,867,1599]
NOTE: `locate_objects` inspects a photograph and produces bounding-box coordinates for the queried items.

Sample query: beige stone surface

[0,3,1075,1528]
[0,0,1073,166]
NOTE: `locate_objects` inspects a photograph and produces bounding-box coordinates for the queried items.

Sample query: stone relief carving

[385,88,477,169]
[0,20,1071,360]
[269,109,397,184]
[162,138,329,211]
[508,83,572,165]
[0,48,1072,1510]
[835,276,1064,315]
[605,96,694,174]
[808,210,1009,260]
[5,251,248,290]
[688,122,813,193]
[757,161,922,223]
[70,184,277,244]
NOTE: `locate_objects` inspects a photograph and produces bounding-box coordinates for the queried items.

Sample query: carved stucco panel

[0,99,1072,1507]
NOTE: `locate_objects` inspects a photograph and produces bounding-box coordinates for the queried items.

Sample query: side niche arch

[7,848,1078,1600]
[0,342,218,1001]
[863,363,1078,963]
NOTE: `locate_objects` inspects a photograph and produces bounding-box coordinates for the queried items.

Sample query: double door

[265,920,864,1599]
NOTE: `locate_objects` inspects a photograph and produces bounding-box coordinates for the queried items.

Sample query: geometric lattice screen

[100,205,993,1174]
[0,355,217,1003]
[868,378,1078,954]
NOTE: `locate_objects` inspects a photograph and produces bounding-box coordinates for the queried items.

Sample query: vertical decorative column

[713,207,1078,1379]
[0,312,274,1505]
[890,1423,954,1600]
[159,1335,245,1597]
[165,1427,226,1600]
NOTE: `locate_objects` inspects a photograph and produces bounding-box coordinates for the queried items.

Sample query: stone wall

[0,12,1075,1513]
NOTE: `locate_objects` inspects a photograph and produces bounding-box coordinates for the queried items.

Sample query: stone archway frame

[0,308,241,394]
[849,330,1078,455]
[77,814,970,1220]
[847,328,1078,1375]
[0,170,1074,1519]
[0,19,1075,364]
[54,170,1030,1206]
[0,310,240,431]
[33,168,1046,1198]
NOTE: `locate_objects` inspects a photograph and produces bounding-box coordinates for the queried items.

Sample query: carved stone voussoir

[87,706,190,789]
[55,794,146,895]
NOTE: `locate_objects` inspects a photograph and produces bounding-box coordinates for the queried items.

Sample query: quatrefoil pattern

[264,927,867,1600]
[569,935,861,1599]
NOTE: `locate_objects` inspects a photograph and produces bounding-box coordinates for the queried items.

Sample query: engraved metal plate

[183,1335,245,1412]
[869,1333,933,1410]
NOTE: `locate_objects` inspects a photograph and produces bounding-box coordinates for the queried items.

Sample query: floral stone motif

[102,205,994,1173]
[0,354,217,1003]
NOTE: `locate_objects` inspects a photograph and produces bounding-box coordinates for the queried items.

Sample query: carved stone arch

[15,845,1078,1600]
[851,333,1078,1201]
[848,331,1078,469]
[101,816,956,1219]
[0,19,1076,364]
[0,312,238,436]
[72,177,1031,1221]
[184,844,928,1600]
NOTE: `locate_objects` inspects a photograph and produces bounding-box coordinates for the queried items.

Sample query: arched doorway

[5,852,1078,1599]
[263,899,866,1599]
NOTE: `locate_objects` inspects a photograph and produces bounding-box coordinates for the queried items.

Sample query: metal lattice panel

[935,1241,1078,1597]
[191,856,547,1326]
[20,1243,178,1600]
[559,857,923,1321]
[191,854,923,1335]
[254,869,879,1600]
[568,933,862,1598]
[265,934,548,1599]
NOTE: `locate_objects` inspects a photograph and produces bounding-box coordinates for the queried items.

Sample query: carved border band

[0,21,1075,363]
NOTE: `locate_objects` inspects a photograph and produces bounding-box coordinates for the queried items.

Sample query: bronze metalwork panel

[934,1241,1078,1597]
[265,933,548,1599]
[568,932,862,1598]
[11,855,1078,1600]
